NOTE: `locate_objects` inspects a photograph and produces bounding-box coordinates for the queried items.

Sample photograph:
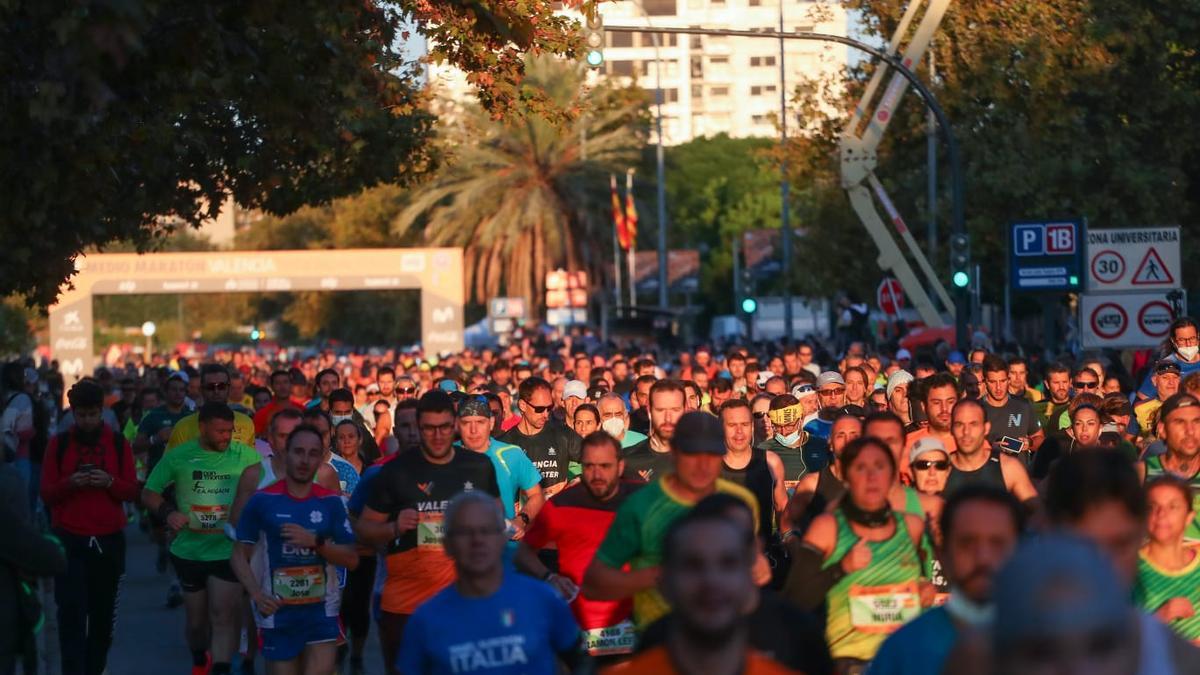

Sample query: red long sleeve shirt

[40,424,138,536]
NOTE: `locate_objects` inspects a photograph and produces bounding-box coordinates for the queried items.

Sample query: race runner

[231,424,359,675]
[516,431,639,660]
[142,402,262,675]
[354,391,500,675]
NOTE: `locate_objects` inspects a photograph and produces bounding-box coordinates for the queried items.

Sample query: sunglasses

[202,382,229,392]
[522,400,553,414]
[1072,381,1099,389]
[753,411,767,419]
[912,459,950,471]
[397,387,418,395]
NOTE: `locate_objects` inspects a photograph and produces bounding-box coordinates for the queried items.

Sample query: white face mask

[601,417,626,438]
[775,430,802,447]
[1177,344,1199,360]
[331,414,353,426]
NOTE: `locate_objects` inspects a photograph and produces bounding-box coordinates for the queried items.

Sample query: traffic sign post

[488,297,527,335]
[1085,227,1180,292]
[1080,290,1187,348]
[1009,220,1084,292]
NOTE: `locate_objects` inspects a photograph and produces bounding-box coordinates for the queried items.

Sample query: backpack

[54,423,124,475]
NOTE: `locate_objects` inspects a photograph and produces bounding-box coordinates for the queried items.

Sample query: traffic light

[583,14,604,68]
[950,233,971,289]
[741,297,758,314]
[250,327,261,341]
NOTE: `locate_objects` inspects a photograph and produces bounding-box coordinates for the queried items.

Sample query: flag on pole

[611,174,631,250]
[624,171,638,249]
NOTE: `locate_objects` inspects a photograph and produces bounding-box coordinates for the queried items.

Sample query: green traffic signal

[586,50,604,67]
[952,271,970,288]
[741,297,758,314]
[250,328,261,340]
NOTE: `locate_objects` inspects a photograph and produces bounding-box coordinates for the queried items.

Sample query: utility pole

[778,0,793,341]
[926,45,937,256]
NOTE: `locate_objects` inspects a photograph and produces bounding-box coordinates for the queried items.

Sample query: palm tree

[394,56,647,311]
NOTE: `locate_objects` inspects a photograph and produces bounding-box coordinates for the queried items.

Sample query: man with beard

[584,412,761,629]
[143,403,262,675]
[516,432,640,659]
[230,425,358,674]
[867,485,1024,674]
[500,377,581,497]
[1144,393,1200,539]
[904,373,959,455]
[621,380,687,483]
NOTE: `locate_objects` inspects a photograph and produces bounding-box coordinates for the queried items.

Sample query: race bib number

[583,620,636,656]
[417,511,445,550]
[848,581,920,633]
[188,504,228,533]
[271,566,326,605]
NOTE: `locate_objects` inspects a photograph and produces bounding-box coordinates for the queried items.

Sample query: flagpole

[626,170,637,308]
[611,175,623,312]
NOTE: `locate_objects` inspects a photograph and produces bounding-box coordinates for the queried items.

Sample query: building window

[608,31,634,48]
[711,86,729,96]
[645,88,680,103]
[691,56,703,78]
[752,114,772,125]
[692,84,703,98]
[642,0,677,15]
[636,33,677,47]
[710,56,730,64]
[749,56,777,67]
[609,60,635,77]
[749,0,761,5]
[750,85,777,95]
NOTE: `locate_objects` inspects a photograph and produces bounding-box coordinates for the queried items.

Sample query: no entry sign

[1080,291,1187,348]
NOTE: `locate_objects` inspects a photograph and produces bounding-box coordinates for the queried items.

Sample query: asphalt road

[47,524,382,675]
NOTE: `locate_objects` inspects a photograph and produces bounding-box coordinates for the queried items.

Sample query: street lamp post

[777,0,793,342]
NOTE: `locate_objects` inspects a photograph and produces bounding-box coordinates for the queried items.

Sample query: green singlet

[821,508,924,661]
[144,438,261,562]
[1134,547,1200,643]
[1145,456,1200,541]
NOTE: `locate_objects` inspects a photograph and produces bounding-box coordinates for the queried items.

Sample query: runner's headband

[768,403,803,426]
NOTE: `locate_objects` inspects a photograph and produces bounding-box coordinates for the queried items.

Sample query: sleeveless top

[1134,546,1200,643]
[944,450,1006,495]
[722,448,776,536]
[1145,456,1200,541]
[821,509,924,660]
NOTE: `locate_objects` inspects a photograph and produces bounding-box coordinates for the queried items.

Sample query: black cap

[1156,360,1183,376]
[670,411,726,455]
[1159,393,1200,421]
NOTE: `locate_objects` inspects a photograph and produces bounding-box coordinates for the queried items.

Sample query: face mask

[943,588,994,627]
[331,414,353,426]
[1177,344,1199,360]
[775,430,801,446]
[601,417,626,438]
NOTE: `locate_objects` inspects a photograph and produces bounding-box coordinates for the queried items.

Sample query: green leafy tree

[395,57,647,310]
[2,0,582,307]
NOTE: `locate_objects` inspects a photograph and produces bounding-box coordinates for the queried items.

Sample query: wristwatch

[516,512,531,527]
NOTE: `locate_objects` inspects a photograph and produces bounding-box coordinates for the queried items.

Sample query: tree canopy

[2,0,581,307]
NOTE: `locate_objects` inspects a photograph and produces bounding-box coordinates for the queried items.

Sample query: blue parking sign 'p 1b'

[1009,220,1084,292]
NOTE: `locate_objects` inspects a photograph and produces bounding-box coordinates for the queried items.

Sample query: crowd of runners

[6,318,1200,674]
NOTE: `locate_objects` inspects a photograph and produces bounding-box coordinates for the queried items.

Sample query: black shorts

[171,554,237,593]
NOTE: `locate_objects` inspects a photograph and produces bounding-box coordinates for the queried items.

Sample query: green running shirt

[1134,547,1200,643]
[821,508,924,661]
[144,439,261,562]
